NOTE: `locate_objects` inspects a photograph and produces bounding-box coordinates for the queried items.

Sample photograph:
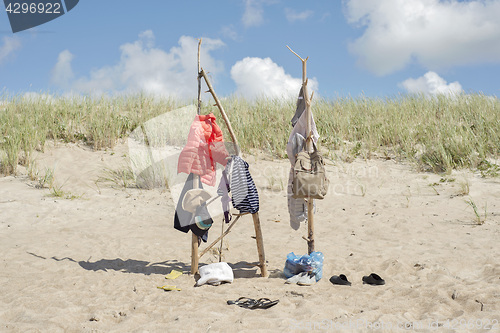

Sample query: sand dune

[1,142,499,332]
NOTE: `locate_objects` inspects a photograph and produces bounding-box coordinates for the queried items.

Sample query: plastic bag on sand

[283,252,324,282]
[196,262,234,286]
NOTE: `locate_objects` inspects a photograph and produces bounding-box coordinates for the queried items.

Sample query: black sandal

[362,273,385,285]
[227,297,279,310]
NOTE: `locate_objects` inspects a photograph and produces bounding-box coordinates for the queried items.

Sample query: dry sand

[1,141,499,332]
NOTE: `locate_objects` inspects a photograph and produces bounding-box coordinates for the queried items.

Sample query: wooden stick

[200,69,240,156]
[218,216,224,262]
[287,45,315,254]
[252,212,268,277]
[197,55,268,278]
[190,38,203,275]
[304,83,315,254]
[198,215,242,259]
[191,232,199,275]
[197,38,202,115]
[307,200,314,253]
[286,45,303,61]
[305,83,315,254]
[191,172,200,275]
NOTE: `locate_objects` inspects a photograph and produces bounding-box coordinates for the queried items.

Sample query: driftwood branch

[197,38,202,115]
[200,68,240,156]
[199,215,242,259]
[286,45,303,61]
[191,38,203,275]
[288,44,315,254]
[287,45,309,85]
[189,42,267,277]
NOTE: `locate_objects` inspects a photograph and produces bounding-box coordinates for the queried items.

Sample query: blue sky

[1,0,499,100]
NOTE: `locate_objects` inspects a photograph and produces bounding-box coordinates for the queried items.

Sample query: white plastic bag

[196,262,234,286]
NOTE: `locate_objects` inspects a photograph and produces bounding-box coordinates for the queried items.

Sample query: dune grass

[1,92,499,176]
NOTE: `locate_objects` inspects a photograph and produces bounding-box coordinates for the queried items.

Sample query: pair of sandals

[330,273,385,286]
[227,297,279,310]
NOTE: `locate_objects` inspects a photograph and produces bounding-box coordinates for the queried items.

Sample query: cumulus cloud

[0,36,21,64]
[221,25,239,41]
[400,71,463,96]
[285,8,314,22]
[344,0,500,75]
[242,0,265,27]
[230,57,318,99]
[22,92,56,103]
[51,31,225,98]
[51,50,74,86]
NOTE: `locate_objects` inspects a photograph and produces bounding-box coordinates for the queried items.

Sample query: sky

[1,0,500,101]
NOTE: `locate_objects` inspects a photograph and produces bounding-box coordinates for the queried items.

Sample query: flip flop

[227,297,279,310]
[329,274,351,286]
[157,285,181,291]
[362,273,385,285]
[165,269,183,280]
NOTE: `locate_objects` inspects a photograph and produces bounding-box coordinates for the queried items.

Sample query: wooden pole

[190,38,203,275]
[287,45,315,254]
[252,212,268,277]
[200,68,267,277]
[197,38,202,115]
[200,69,240,157]
[198,215,243,259]
[305,88,315,255]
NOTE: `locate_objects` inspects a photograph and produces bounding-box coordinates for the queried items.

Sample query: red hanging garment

[177,113,229,186]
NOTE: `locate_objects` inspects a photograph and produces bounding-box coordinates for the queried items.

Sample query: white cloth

[196,262,234,286]
[286,110,319,165]
[286,109,319,230]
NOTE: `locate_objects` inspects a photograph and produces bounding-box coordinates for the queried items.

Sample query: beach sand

[1,141,499,332]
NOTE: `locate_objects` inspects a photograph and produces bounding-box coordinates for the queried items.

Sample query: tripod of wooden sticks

[189,39,268,277]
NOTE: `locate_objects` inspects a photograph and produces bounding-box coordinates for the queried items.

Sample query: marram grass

[0,92,499,176]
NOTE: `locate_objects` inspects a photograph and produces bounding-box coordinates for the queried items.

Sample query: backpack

[292,140,329,199]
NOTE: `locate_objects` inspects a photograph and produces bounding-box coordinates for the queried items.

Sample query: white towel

[286,106,319,229]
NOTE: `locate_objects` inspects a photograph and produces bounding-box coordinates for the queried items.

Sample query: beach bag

[292,141,329,199]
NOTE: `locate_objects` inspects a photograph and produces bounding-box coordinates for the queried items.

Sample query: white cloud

[51,50,74,86]
[344,0,500,75]
[0,36,21,64]
[221,25,239,41]
[22,92,56,103]
[230,57,319,99]
[242,0,264,27]
[400,71,463,96]
[51,32,225,99]
[285,8,314,22]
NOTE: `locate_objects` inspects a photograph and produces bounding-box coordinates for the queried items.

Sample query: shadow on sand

[27,252,276,279]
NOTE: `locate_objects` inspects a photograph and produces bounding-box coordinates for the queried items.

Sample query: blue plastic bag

[283,251,324,281]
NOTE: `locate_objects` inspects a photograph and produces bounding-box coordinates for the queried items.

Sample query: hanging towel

[290,86,306,127]
[286,106,319,163]
[177,113,229,186]
[217,155,259,214]
[286,95,319,229]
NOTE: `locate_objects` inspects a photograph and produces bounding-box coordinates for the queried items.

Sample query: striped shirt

[218,156,259,214]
